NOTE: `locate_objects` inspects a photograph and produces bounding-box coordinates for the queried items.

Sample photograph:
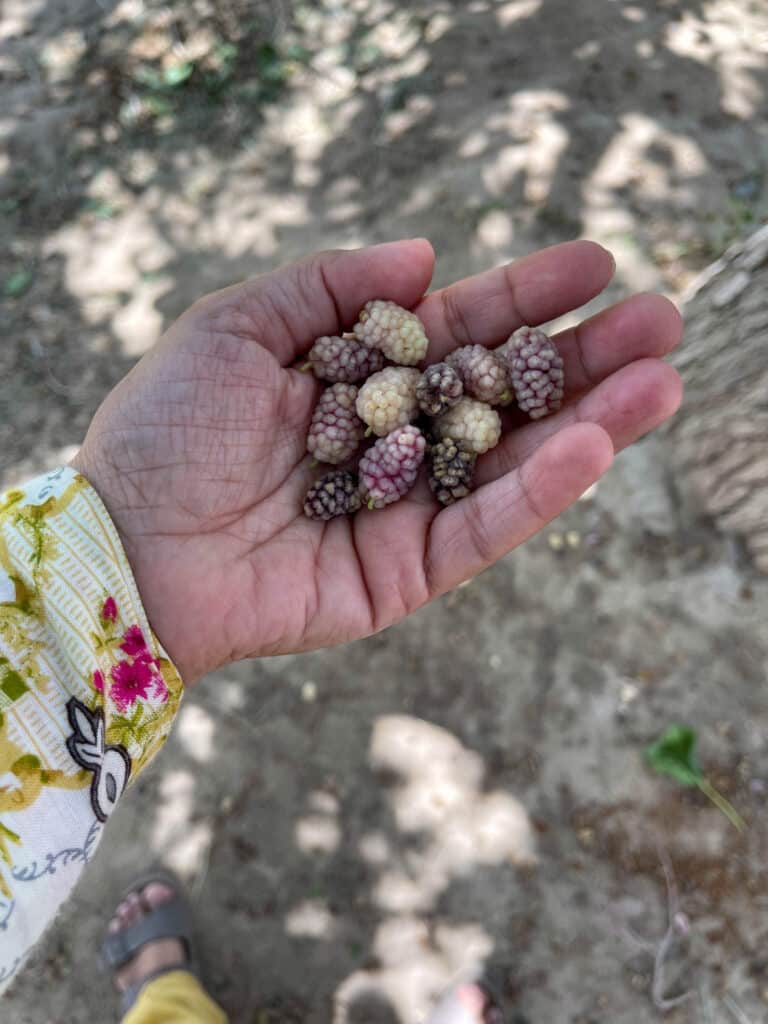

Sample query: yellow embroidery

[0,468,182,895]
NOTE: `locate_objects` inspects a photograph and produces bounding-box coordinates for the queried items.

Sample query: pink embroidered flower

[101,596,118,623]
[153,674,169,703]
[109,657,154,712]
[92,669,105,693]
[120,625,148,658]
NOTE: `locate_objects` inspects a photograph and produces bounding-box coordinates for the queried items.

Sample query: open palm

[71,239,682,683]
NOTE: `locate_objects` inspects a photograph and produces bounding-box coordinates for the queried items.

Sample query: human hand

[71,239,682,683]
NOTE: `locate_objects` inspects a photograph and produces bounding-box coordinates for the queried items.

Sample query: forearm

[0,467,182,992]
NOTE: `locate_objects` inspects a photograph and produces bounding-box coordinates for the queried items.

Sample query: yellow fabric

[123,970,228,1024]
[0,466,183,991]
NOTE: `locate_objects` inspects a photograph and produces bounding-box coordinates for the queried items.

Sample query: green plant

[3,268,33,298]
[645,724,745,831]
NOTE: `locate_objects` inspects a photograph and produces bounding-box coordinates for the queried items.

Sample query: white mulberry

[353,299,429,366]
[356,366,420,437]
[433,397,501,454]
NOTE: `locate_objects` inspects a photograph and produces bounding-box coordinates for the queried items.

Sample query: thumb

[199,238,436,366]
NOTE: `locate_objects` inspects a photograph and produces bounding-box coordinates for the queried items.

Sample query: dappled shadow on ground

[2,0,767,482]
[7,466,768,1022]
[4,3,768,1021]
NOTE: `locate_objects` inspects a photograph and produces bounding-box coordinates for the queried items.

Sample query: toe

[456,984,487,1019]
[123,893,142,927]
[142,882,174,909]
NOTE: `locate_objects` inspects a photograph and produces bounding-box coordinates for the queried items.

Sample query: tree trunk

[666,224,768,572]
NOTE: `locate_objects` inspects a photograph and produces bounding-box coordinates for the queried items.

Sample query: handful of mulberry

[300,305,564,520]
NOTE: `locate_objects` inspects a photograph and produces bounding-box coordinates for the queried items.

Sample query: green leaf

[3,268,33,298]
[163,61,194,88]
[645,724,701,786]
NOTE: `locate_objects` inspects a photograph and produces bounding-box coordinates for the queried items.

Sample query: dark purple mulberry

[416,362,464,416]
[303,470,362,521]
[428,437,477,506]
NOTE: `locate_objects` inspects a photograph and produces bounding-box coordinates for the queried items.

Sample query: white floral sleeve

[0,466,183,992]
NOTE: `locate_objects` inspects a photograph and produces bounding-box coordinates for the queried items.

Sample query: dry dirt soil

[2,1,768,1021]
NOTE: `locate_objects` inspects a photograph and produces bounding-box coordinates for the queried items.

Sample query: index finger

[415,240,616,362]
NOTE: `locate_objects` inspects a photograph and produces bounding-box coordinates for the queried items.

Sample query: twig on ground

[650,841,693,1011]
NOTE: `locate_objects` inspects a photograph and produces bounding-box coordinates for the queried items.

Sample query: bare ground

[2,1,768,1021]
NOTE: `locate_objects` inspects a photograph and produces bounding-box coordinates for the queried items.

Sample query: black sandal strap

[100,897,193,970]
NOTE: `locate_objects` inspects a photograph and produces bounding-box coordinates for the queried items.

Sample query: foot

[106,882,187,994]
[430,982,505,1024]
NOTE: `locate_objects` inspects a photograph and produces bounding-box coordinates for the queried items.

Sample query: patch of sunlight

[425,12,454,43]
[482,145,529,194]
[284,899,336,939]
[375,872,431,913]
[358,831,391,865]
[0,0,46,41]
[496,0,541,27]
[112,280,167,356]
[525,120,569,204]
[400,181,441,217]
[337,914,483,1023]
[384,94,435,142]
[176,704,215,763]
[482,91,570,196]
[367,12,422,60]
[106,0,146,26]
[369,717,536,914]
[476,209,514,249]
[591,114,707,198]
[217,680,246,712]
[573,40,601,61]
[459,130,489,159]
[150,769,213,878]
[43,201,174,309]
[295,789,341,854]
[622,5,647,22]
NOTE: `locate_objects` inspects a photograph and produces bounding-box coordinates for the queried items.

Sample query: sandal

[100,868,199,1015]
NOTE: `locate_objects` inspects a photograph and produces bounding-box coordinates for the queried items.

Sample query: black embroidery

[65,698,131,822]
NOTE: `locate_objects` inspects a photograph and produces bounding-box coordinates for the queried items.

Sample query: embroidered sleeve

[0,466,183,991]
